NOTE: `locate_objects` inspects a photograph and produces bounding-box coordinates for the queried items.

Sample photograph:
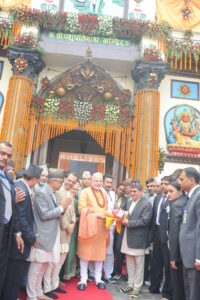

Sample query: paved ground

[106,280,161,300]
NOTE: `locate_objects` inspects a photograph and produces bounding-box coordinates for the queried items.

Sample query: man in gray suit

[120,181,153,298]
[26,168,72,300]
[179,167,200,300]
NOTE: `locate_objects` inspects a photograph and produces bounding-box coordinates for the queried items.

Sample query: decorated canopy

[33,56,133,126]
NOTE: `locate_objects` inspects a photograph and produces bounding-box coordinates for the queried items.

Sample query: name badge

[183,209,187,224]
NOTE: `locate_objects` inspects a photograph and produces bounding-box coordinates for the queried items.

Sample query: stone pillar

[0,47,45,169]
[131,59,167,185]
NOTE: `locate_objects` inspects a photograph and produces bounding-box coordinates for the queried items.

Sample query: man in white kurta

[27,169,71,300]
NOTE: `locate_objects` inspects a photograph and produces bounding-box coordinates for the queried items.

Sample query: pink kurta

[77,187,108,261]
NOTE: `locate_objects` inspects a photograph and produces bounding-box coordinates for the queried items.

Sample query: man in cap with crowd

[26,168,72,300]
[34,166,49,193]
[2,164,43,300]
[81,171,92,190]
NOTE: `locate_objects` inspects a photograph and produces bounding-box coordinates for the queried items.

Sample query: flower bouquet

[105,208,125,233]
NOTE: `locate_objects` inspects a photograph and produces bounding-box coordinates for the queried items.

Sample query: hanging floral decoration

[11,33,37,49]
[143,47,163,61]
[0,19,12,31]
[158,147,166,173]
[74,100,93,121]
[32,97,130,125]
[0,18,20,48]
[9,5,170,42]
[8,5,200,73]
[104,105,120,123]
[78,14,99,35]
[13,57,28,74]
[43,98,60,116]
[32,60,132,125]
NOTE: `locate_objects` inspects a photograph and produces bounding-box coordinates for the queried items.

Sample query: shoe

[53,286,67,293]
[96,281,106,290]
[120,285,133,293]
[113,274,121,280]
[148,287,160,294]
[130,290,140,298]
[44,291,58,299]
[88,274,95,282]
[144,280,151,286]
[105,276,116,284]
[37,295,53,300]
[77,282,87,291]
[162,298,168,300]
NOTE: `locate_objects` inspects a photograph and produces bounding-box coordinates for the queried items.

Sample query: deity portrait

[165,105,200,155]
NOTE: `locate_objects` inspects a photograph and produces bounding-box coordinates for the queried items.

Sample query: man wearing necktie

[179,168,200,300]
[2,164,43,300]
[0,141,25,297]
[149,175,173,300]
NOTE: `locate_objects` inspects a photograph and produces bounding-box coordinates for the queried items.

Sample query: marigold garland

[7,5,200,72]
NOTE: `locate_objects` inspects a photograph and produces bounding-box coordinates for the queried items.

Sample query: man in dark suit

[179,167,200,300]
[2,164,43,300]
[150,175,173,300]
[0,141,24,297]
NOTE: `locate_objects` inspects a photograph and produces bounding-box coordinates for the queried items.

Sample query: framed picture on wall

[0,61,4,79]
[171,80,199,100]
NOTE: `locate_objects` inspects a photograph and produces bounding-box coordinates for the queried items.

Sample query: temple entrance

[45,129,125,186]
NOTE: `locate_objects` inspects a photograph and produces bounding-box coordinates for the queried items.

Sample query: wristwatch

[15,231,22,237]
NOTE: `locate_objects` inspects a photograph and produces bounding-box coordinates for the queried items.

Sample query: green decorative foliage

[158,147,166,173]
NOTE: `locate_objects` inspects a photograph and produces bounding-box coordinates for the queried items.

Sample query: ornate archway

[29,55,134,172]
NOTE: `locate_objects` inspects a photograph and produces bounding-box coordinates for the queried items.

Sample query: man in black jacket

[149,175,173,300]
[2,164,43,300]
[0,141,24,297]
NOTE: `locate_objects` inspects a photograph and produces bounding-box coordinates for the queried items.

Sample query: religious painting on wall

[58,152,105,177]
[171,80,199,100]
[165,105,200,157]
[63,0,125,17]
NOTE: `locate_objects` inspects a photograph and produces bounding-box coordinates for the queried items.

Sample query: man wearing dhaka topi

[77,172,108,291]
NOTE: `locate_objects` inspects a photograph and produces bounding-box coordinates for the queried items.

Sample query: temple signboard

[58,152,105,177]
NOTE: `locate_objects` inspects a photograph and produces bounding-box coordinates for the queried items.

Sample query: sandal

[120,285,133,293]
[130,290,140,298]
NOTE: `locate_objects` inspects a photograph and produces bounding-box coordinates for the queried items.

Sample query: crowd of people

[0,141,200,300]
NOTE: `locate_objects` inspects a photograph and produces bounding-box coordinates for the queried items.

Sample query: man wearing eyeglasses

[26,168,72,300]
